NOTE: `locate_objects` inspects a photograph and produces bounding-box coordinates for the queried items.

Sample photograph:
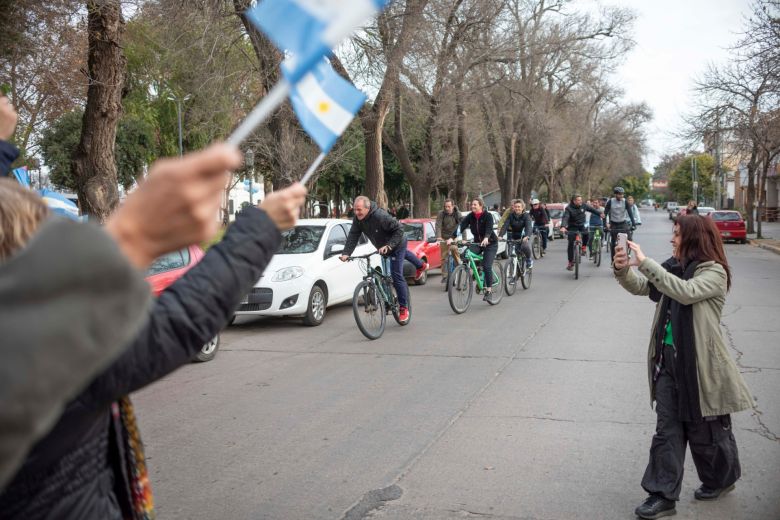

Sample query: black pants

[641,367,741,501]
[533,225,548,250]
[468,242,498,289]
[565,229,585,263]
[609,222,631,260]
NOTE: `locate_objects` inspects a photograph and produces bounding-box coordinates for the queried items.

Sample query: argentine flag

[245,0,390,83]
[289,60,366,153]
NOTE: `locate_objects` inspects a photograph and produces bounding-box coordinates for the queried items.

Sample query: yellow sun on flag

[318,101,331,113]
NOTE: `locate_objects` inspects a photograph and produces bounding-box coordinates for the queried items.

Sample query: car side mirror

[328,244,345,257]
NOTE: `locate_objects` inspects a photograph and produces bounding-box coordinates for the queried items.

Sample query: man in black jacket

[560,194,604,271]
[340,196,412,323]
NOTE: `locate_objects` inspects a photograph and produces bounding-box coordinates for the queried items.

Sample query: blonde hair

[0,178,50,261]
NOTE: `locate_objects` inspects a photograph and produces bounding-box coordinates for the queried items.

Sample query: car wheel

[195,334,220,362]
[302,285,327,326]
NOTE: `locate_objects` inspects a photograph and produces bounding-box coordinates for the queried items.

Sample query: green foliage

[617,172,652,200]
[669,154,715,203]
[40,110,156,190]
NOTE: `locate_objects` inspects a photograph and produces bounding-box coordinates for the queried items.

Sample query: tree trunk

[410,177,432,218]
[362,111,389,208]
[454,90,468,209]
[72,0,126,223]
[745,146,758,234]
[757,152,770,238]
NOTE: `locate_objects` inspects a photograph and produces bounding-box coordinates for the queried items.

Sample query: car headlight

[272,266,304,282]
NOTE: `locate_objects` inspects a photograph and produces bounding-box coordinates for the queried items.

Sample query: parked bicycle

[348,252,410,340]
[504,238,532,296]
[448,241,504,313]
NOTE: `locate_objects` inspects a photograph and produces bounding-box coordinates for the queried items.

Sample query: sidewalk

[748,221,780,256]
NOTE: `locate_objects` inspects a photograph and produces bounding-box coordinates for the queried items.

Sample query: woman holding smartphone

[612,215,754,520]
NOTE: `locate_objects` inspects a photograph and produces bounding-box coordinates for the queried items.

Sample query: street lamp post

[166,92,191,157]
[245,149,255,206]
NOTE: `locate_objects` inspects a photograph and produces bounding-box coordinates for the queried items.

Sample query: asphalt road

[133,209,780,520]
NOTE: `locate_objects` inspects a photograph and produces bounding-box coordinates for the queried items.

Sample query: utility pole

[715,110,722,209]
[166,92,191,156]
[245,149,255,205]
[691,157,698,204]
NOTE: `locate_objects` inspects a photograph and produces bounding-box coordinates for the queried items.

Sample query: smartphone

[617,233,628,255]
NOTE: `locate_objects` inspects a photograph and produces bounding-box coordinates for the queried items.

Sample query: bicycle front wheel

[595,244,602,267]
[504,258,517,296]
[574,245,580,280]
[532,235,541,259]
[352,280,386,340]
[521,260,532,289]
[448,264,473,314]
[486,261,503,305]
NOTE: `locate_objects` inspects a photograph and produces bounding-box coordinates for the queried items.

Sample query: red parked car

[144,244,221,361]
[400,218,441,285]
[708,211,747,244]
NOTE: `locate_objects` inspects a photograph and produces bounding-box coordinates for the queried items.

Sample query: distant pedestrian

[687,200,699,215]
[613,215,754,520]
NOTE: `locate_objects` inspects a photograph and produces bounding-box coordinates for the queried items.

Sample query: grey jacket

[0,219,151,487]
[615,258,755,416]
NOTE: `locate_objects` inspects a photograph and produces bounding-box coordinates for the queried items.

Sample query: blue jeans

[404,249,424,269]
[387,242,411,308]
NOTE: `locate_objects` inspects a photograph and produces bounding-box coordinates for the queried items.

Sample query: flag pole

[300,152,326,186]
[227,80,290,147]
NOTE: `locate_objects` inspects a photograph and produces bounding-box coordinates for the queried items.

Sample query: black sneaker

[482,290,492,301]
[694,484,734,501]
[635,495,676,519]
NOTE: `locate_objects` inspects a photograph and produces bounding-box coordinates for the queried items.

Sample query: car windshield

[698,207,715,214]
[146,248,190,276]
[278,226,326,254]
[548,209,564,219]
[402,223,424,241]
[711,212,741,221]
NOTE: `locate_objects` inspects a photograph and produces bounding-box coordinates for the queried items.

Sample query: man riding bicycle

[340,196,414,323]
[529,198,550,253]
[587,198,605,255]
[604,186,636,261]
[499,199,533,269]
[559,194,604,271]
[447,197,498,300]
[435,198,462,284]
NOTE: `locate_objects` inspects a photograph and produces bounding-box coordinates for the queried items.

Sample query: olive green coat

[615,258,755,417]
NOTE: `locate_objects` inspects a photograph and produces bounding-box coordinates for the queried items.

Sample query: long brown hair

[675,215,731,290]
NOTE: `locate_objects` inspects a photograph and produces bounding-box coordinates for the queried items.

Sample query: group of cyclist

[339,186,640,320]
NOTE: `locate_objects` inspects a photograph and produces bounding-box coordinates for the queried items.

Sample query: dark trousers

[533,225,548,250]
[404,249,423,269]
[641,367,741,501]
[609,222,631,260]
[388,244,410,308]
[468,242,498,289]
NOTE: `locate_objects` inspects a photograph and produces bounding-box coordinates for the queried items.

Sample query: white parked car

[232,219,376,326]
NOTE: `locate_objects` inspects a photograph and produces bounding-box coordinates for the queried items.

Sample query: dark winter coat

[561,203,601,230]
[435,209,461,239]
[455,211,497,243]
[0,140,20,177]
[343,202,404,255]
[0,207,282,520]
[529,206,550,225]
[499,211,533,239]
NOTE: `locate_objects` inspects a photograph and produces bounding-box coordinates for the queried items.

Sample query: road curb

[749,239,780,256]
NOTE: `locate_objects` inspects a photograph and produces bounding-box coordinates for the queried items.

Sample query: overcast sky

[580,0,753,172]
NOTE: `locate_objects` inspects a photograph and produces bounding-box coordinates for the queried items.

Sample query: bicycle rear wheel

[520,260,532,289]
[448,264,473,314]
[532,235,541,259]
[352,280,386,340]
[503,257,517,296]
[486,261,503,305]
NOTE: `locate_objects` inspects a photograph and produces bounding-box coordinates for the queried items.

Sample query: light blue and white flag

[38,188,81,221]
[289,60,366,154]
[11,167,30,187]
[245,0,390,83]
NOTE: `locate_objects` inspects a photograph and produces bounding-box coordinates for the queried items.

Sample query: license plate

[722,232,731,237]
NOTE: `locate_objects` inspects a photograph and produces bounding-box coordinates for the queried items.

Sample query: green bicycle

[349,252,410,340]
[447,241,503,313]
[589,226,603,267]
